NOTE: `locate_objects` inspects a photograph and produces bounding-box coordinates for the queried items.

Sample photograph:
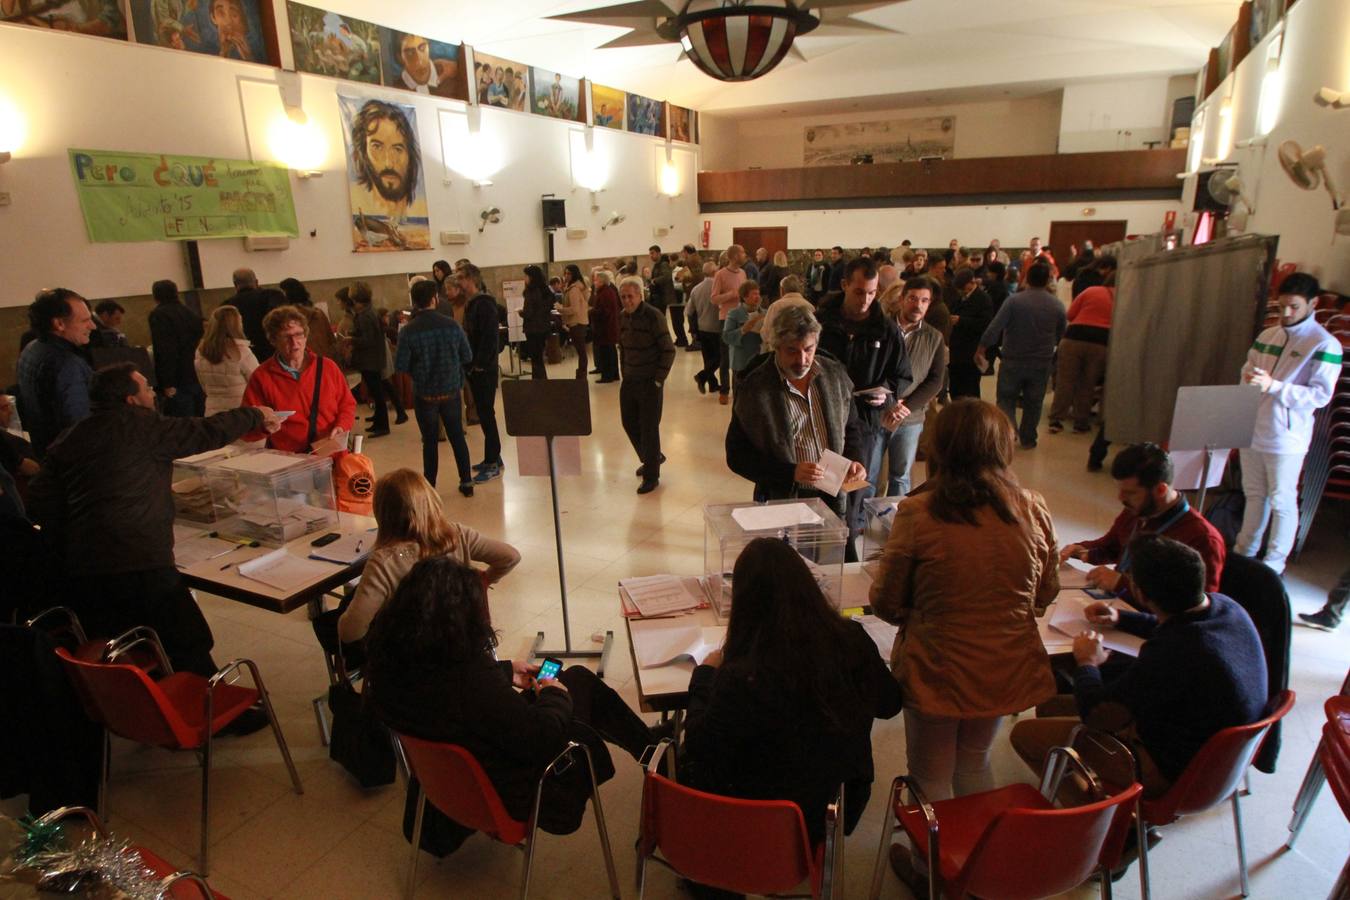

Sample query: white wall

[704,199,1182,251]
[1185,0,1350,292]
[0,24,701,306]
[1058,76,1174,153]
[700,94,1063,171]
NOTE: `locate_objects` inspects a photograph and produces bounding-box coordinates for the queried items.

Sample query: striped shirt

[779,360,828,487]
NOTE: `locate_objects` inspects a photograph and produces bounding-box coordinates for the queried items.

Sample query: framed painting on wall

[380,30,468,100]
[337,92,432,252]
[627,92,665,137]
[528,67,585,122]
[130,0,268,62]
[667,104,693,143]
[286,1,381,84]
[591,83,625,130]
[2,0,126,38]
[472,51,528,112]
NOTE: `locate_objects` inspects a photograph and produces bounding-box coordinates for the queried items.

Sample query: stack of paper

[1045,593,1144,656]
[730,502,822,532]
[851,614,898,659]
[237,549,338,591]
[619,575,705,617]
[630,621,727,669]
[1058,560,1093,590]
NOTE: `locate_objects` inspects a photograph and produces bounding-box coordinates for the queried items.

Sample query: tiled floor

[9,347,1349,898]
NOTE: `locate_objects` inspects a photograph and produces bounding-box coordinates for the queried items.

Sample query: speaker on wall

[542,198,567,230]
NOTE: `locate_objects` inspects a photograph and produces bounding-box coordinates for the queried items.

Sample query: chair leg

[97,730,110,824]
[519,821,539,900]
[1332,854,1350,900]
[312,694,331,746]
[1135,812,1152,900]
[868,779,900,900]
[1232,791,1251,897]
[260,684,303,795]
[406,790,426,900]
[200,732,212,876]
[1286,751,1326,849]
[1100,864,1114,900]
[579,746,622,900]
[635,851,647,900]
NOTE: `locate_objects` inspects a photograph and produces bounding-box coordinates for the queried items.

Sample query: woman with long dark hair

[365,557,657,848]
[870,400,1057,857]
[521,264,553,379]
[556,263,591,379]
[681,538,902,844]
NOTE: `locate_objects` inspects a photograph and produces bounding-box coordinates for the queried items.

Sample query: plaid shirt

[394,309,472,397]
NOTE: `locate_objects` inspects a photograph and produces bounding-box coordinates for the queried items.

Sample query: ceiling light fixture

[656,1,819,82]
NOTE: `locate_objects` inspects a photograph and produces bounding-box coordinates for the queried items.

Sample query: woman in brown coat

[870,399,1058,807]
[556,264,591,379]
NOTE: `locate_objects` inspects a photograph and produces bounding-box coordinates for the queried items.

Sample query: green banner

[69,149,299,243]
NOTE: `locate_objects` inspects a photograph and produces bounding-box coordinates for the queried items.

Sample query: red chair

[33,806,228,899]
[55,627,302,876]
[1135,690,1296,899]
[636,741,844,899]
[868,733,1141,900]
[397,732,622,900]
[26,606,162,673]
[1287,693,1350,849]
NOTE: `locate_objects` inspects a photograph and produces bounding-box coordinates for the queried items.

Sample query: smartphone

[311,532,342,547]
[1083,587,1116,600]
[537,657,563,682]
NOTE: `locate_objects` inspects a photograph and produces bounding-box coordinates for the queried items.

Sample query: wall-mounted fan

[478,206,502,233]
[601,211,627,231]
[1278,141,1342,210]
[1206,171,1254,230]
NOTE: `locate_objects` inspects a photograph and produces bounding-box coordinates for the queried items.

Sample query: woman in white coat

[195,305,260,414]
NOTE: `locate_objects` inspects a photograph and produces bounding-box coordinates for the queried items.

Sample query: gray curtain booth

[1103,234,1278,444]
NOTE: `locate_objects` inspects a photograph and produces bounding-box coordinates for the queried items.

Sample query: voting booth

[703,498,847,619]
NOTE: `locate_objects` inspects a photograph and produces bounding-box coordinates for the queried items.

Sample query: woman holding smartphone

[365,557,657,845]
[681,538,902,844]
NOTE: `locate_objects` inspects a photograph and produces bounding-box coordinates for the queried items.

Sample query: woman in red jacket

[241,305,355,452]
[590,268,621,383]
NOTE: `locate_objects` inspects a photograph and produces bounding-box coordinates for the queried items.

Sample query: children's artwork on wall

[590,83,625,130]
[668,104,693,143]
[803,116,955,166]
[287,1,381,83]
[626,92,665,137]
[380,30,468,101]
[472,51,528,112]
[338,92,431,252]
[1,0,126,38]
[130,0,268,62]
[528,67,584,122]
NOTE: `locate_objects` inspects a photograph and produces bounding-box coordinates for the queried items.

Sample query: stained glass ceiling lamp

[655,1,819,82]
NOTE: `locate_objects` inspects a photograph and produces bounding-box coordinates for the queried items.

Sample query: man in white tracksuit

[1234,272,1342,574]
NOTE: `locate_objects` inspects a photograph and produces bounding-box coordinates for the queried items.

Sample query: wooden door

[731,226,789,257]
[1047,220,1128,270]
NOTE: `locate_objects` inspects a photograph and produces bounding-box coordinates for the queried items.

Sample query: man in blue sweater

[974,260,1065,448]
[1011,534,1268,798]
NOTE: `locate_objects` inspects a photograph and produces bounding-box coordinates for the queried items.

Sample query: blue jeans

[996,361,1051,448]
[413,395,471,487]
[846,423,888,552]
[886,420,925,497]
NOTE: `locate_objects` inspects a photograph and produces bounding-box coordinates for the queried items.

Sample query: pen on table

[353,539,363,554]
[217,541,259,569]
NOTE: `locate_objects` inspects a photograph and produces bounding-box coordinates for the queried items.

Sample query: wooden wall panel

[697,149,1187,206]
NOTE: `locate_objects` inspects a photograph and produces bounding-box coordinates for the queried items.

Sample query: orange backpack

[333,450,375,515]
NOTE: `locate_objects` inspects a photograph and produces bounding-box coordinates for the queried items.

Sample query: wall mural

[287,1,380,83]
[1,0,126,37]
[668,104,693,143]
[130,0,267,61]
[591,83,625,130]
[528,66,585,122]
[803,116,955,166]
[380,29,468,101]
[338,92,431,252]
[627,92,665,137]
[473,50,528,112]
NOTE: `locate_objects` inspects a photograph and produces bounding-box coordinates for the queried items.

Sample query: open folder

[630,621,727,669]
[1046,593,1144,656]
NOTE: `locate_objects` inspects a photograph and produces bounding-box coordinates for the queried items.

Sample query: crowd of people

[1,231,1343,895]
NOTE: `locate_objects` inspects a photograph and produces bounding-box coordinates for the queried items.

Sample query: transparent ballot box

[171,445,246,525]
[703,498,848,619]
[202,450,337,547]
[861,496,902,568]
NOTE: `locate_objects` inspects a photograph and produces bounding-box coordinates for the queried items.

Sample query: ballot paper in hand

[1058,560,1092,590]
[1048,593,1144,656]
[730,502,822,531]
[813,449,852,497]
[631,622,727,669]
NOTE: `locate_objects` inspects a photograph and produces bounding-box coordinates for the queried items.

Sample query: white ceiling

[325,0,1243,114]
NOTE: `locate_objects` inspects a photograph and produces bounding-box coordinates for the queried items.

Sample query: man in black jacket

[948,268,994,399]
[648,245,686,347]
[619,276,676,495]
[221,268,274,363]
[148,279,205,417]
[815,257,913,553]
[28,363,280,676]
[16,288,96,458]
[459,264,504,482]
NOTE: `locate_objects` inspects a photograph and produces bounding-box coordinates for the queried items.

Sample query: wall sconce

[1256,32,1284,136]
[268,115,326,176]
[659,161,681,198]
[1216,96,1235,160]
[0,96,26,164]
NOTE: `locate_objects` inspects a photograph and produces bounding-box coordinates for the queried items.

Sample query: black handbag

[327,676,395,788]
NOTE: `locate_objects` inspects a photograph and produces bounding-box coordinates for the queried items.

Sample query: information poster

[69,149,299,243]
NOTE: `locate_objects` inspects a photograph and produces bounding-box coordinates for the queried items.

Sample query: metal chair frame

[403,737,621,900]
